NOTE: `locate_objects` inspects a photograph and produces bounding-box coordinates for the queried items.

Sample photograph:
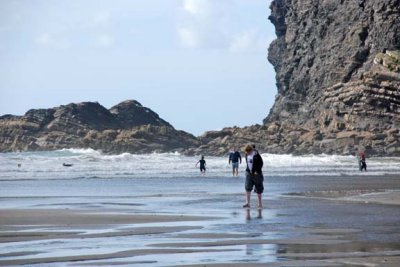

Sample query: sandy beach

[1,174,400,266]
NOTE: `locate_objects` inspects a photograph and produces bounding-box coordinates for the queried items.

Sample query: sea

[1,148,400,181]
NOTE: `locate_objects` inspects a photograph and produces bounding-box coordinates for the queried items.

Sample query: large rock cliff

[265,0,400,155]
[0,100,199,153]
[189,0,400,156]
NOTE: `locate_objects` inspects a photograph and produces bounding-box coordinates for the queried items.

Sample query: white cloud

[178,0,229,49]
[229,30,268,53]
[178,28,198,47]
[33,33,72,49]
[96,33,114,48]
[183,0,210,15]
[178,0,270,53]
[34,33,54,46]
[91,11,111,27]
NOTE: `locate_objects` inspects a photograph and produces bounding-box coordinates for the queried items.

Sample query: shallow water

[0,150,400,266]
[1,175,400,266]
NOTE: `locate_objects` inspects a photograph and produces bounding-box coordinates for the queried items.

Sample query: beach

[1,168,400,266]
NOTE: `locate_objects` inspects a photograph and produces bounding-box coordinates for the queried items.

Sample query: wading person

[243,144,264,209]
[359,150,367,171]
[229,148,242,176]
[195,155,206,175]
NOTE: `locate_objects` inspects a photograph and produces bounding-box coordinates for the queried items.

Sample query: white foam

[0,150,399,180]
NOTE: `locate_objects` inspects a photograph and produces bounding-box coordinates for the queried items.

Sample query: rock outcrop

[190,0,400,156]
[0,100,199,153]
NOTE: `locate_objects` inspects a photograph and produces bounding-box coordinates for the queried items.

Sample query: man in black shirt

[229,149,242,176]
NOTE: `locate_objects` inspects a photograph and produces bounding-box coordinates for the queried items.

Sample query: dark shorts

[245,172,264,194]
[200,166,206,172]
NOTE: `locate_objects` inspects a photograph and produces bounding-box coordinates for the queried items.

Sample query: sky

[0,0,277,136]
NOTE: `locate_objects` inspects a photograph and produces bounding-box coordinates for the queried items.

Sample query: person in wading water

[242,144,264,209]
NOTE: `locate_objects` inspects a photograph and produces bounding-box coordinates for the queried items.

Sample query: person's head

[201,155,204,160]
[244,144,253,154]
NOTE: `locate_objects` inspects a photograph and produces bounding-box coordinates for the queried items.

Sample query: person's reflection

[246,208,262,220]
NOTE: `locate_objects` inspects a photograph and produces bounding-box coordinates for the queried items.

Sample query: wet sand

[0,174,399,266]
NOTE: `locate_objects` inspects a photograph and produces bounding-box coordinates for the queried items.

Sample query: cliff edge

[265,0,400,155]
[188,0,400,156]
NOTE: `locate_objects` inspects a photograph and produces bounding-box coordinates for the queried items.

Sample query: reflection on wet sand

[246,208,263,220]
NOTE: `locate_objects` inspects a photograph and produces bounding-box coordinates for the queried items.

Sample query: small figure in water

[63,163,73,167]
[358,151,367,171]
[17,164,21,168]
[195,155,206,175]
[229,148,242,176]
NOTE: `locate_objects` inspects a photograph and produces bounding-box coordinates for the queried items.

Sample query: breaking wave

[0,149,399,180]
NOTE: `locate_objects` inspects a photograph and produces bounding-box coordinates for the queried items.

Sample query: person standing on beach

[243,144,264,209]
[195,155,206,175]
[359,151,367,171]
[229,148,242,176]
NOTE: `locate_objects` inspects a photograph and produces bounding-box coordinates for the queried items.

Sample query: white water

[0,149,399,180]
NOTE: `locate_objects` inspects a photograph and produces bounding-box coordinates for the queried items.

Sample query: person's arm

[195,161,199,167]
[239,153,242,164]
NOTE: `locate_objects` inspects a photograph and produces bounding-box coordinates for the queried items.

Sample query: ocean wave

[0,150,399,180]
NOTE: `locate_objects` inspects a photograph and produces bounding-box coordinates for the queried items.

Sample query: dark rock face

[266,0,400,125]
[0,100,199,153]
[46,102,117,133]
[263,0,400,156]
[109,100,172,129]
[190,0,400,156]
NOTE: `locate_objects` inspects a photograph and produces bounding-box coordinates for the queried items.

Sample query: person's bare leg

[246,191,251,206]
[257,193,262,209]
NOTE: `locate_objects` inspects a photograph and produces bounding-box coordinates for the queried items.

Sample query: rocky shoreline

[0,97,398,156]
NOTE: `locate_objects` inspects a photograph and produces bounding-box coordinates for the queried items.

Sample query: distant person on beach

[358,151,367,171]
[195,155,206,175]
[229,148,242,176]
[243,144,264,209]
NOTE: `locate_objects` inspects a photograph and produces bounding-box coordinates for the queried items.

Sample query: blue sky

[0,0,276,136]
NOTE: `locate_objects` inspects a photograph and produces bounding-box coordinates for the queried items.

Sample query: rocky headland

[0,100,199,154]
[1,0,399,156]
